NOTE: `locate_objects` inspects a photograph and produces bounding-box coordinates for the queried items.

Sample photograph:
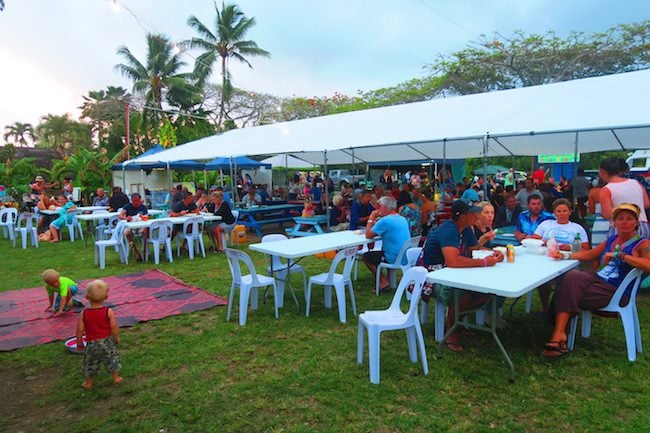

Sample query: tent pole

[229,157,236,204]
[441,139,447,204]
[482,135,489,200]
[573,131,579,179]
[286,154,290,198]
[324,150,330,230]
[220,169,224,188]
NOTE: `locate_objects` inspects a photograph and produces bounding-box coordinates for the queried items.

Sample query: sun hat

[35,175,44,181]
[612,203,640,219]
[451,200,482,217]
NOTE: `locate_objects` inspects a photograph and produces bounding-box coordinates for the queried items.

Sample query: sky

[0,0,648,134]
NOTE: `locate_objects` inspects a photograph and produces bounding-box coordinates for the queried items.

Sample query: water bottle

[546,234,558,257]
[572,233,582,253]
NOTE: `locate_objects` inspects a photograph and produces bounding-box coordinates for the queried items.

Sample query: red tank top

[83,307,111,341]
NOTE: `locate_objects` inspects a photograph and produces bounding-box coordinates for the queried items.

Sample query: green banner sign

[537,153,580,163]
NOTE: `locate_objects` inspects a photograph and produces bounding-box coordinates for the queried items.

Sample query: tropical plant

[0,157,37,192]
[35,114,92,157]
[183,2,270,128]
[114,33,192,132]
[159,118,177,148]
[3,122,36,147]
[79,86,131,153]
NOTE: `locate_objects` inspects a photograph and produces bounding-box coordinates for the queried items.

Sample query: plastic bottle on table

[546,234,558,257]
[572,233,582,253]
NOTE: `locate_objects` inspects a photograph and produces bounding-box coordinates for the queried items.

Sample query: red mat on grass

[0,269,227,351]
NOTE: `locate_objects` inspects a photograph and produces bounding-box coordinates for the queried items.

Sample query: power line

[413,0,481,39]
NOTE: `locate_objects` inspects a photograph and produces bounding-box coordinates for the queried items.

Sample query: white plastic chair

[13,212,40,249]
[305,247,357,323]
[568,268,645,361]
[357,266,429,384]
[176,216,206,259]
[354,240,382,280]
[94,220,128,269]
[145,220,174,264]
[63,209,84,241]
[262,233,306,308]
[0,207,18,241]
[224,248,279,326]
[221,210,240,247]
[375,236,421,295]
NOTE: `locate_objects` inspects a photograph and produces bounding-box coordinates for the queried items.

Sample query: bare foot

[112,373,123,385]
[445,334,464,352]
[82,379,93,389]
[49,238,59,243]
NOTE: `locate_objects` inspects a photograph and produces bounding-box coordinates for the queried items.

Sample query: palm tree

[184,2,270,128]
[114,33,191,129]
[3,122,36,147]
[36,114,92,157]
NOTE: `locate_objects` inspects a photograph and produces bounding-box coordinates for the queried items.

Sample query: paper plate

[65,336,87,353]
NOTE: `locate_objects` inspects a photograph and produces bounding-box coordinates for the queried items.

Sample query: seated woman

[473,201,497,249]
[43,195,77,242]
[530,198,590,312]
[329,194,349,231]
[396,190,422,237]
[544,203,650,357]
[205,191,235,252]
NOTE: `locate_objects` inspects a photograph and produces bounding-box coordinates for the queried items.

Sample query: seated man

[170,192,199,217]
[108,187,129,212]
[119,193,148,261]
[92,188,108,207]
[514,195,555,241]
[494,193,522,228]
[349,190,375,230]
[422,200,504,352]
[362,196,411,291]
[242,187,262,208]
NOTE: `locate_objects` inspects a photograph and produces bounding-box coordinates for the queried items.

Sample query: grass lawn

[1,232,649,433]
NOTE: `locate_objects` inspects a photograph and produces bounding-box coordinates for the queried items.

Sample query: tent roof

[204,155,271,170]
[260,154,316,168]
[134,69,650,165]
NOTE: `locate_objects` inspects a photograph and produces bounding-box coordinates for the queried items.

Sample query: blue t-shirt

[460,188,480,204]
[309,186,322,202]
[423,220,477,267]
[349,201,374,230]
[371,214,411,264]
[515,210,555,235]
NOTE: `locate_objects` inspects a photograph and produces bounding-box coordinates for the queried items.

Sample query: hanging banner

[538,153,580,163]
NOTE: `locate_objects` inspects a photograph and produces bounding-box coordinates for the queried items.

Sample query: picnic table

[236,204,303,238]
[286,215,329,237]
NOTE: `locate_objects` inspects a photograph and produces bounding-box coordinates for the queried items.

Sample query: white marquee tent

[135,69,650,166]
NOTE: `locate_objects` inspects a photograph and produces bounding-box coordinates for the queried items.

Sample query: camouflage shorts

[83,337,121,377]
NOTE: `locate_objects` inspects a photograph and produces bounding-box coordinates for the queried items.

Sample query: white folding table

[426,249,579,381]
[249,231,377,311]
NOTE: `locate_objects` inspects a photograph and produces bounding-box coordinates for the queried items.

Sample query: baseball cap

[612,203,640,219]
[451,200,482,217]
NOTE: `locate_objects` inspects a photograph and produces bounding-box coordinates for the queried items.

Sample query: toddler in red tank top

[75,279,122,389]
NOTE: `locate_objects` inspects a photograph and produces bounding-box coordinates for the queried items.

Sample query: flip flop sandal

[542,341,568,358]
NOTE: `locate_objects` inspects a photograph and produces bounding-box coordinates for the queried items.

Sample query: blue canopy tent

[112,145,205,197]
[204,156,271,202]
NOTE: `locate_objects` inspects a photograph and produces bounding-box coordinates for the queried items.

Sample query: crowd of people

[18,154,650,371]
